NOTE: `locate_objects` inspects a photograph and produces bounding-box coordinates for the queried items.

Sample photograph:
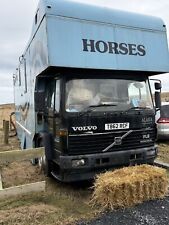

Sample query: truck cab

[14,0,169,181]
[35,69,160,181]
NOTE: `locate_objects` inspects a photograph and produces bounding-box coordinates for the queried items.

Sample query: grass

[158,141,169,164]
[0,178,98,225]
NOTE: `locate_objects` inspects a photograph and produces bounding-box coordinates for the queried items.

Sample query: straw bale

[91,165,168,210]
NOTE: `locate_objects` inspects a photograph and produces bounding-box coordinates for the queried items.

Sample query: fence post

[4,120,9,145]
[3,120,5,131]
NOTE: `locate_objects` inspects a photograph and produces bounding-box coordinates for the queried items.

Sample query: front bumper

[57,146,158,182]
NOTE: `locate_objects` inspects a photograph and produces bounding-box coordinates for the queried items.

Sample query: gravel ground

[77,197,169,225]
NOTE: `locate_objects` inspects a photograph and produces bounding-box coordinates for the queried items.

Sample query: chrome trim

[16,121,32,136]
[69,128,153,137]
[55,136,60,142]
[102,130,133,152]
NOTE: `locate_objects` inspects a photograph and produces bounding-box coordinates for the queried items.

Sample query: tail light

[157,118,169,124]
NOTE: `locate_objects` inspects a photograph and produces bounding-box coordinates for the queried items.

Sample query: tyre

[37,137,52,177]
[38,154,52,177]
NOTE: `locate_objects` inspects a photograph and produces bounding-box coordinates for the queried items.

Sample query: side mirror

[155,91,161,109]
[154,82,162,90]
[35,91,45,112]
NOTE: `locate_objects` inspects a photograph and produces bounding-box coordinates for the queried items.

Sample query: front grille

[68,129,156,155]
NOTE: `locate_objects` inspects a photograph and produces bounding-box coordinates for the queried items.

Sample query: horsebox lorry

[13,0,169,182]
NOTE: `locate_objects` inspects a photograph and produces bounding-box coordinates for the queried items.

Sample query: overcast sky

[0,0,169,104]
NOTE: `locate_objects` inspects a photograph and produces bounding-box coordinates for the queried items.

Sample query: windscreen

[65,78,153,112]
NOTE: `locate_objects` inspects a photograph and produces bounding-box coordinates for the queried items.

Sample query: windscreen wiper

[126,106,151,112]
[89,103,117,108]
[78,103,117,117]
[78,108,94,117]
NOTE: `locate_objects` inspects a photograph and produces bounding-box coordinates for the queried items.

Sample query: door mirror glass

[155,91,161,109]
[154,82,162,90]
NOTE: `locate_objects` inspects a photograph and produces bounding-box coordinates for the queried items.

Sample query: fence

[0,104,14,129]
[2,120,9,144]
[0,147,46,199]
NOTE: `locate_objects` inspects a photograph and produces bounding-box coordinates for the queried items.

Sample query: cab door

[45,78,61,135]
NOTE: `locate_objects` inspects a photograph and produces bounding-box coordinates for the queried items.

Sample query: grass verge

[0,178,98,225]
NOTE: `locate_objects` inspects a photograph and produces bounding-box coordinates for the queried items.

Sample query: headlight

[72,159,86,168]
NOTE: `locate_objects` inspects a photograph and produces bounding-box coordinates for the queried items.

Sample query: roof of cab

[31,0,166,36]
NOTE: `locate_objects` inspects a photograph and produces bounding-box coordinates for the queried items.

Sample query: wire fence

[0,104,14,129]
[0,104,19,150]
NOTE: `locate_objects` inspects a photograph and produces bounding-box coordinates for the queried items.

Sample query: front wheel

[37,137,52,177]
[38,155,52,177]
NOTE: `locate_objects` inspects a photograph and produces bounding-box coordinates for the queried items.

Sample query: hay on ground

[91,165,168,210]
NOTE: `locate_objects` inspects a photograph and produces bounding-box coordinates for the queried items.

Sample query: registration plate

[105,123,129,130]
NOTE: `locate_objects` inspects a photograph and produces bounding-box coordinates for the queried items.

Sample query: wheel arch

[34,132,54,160]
